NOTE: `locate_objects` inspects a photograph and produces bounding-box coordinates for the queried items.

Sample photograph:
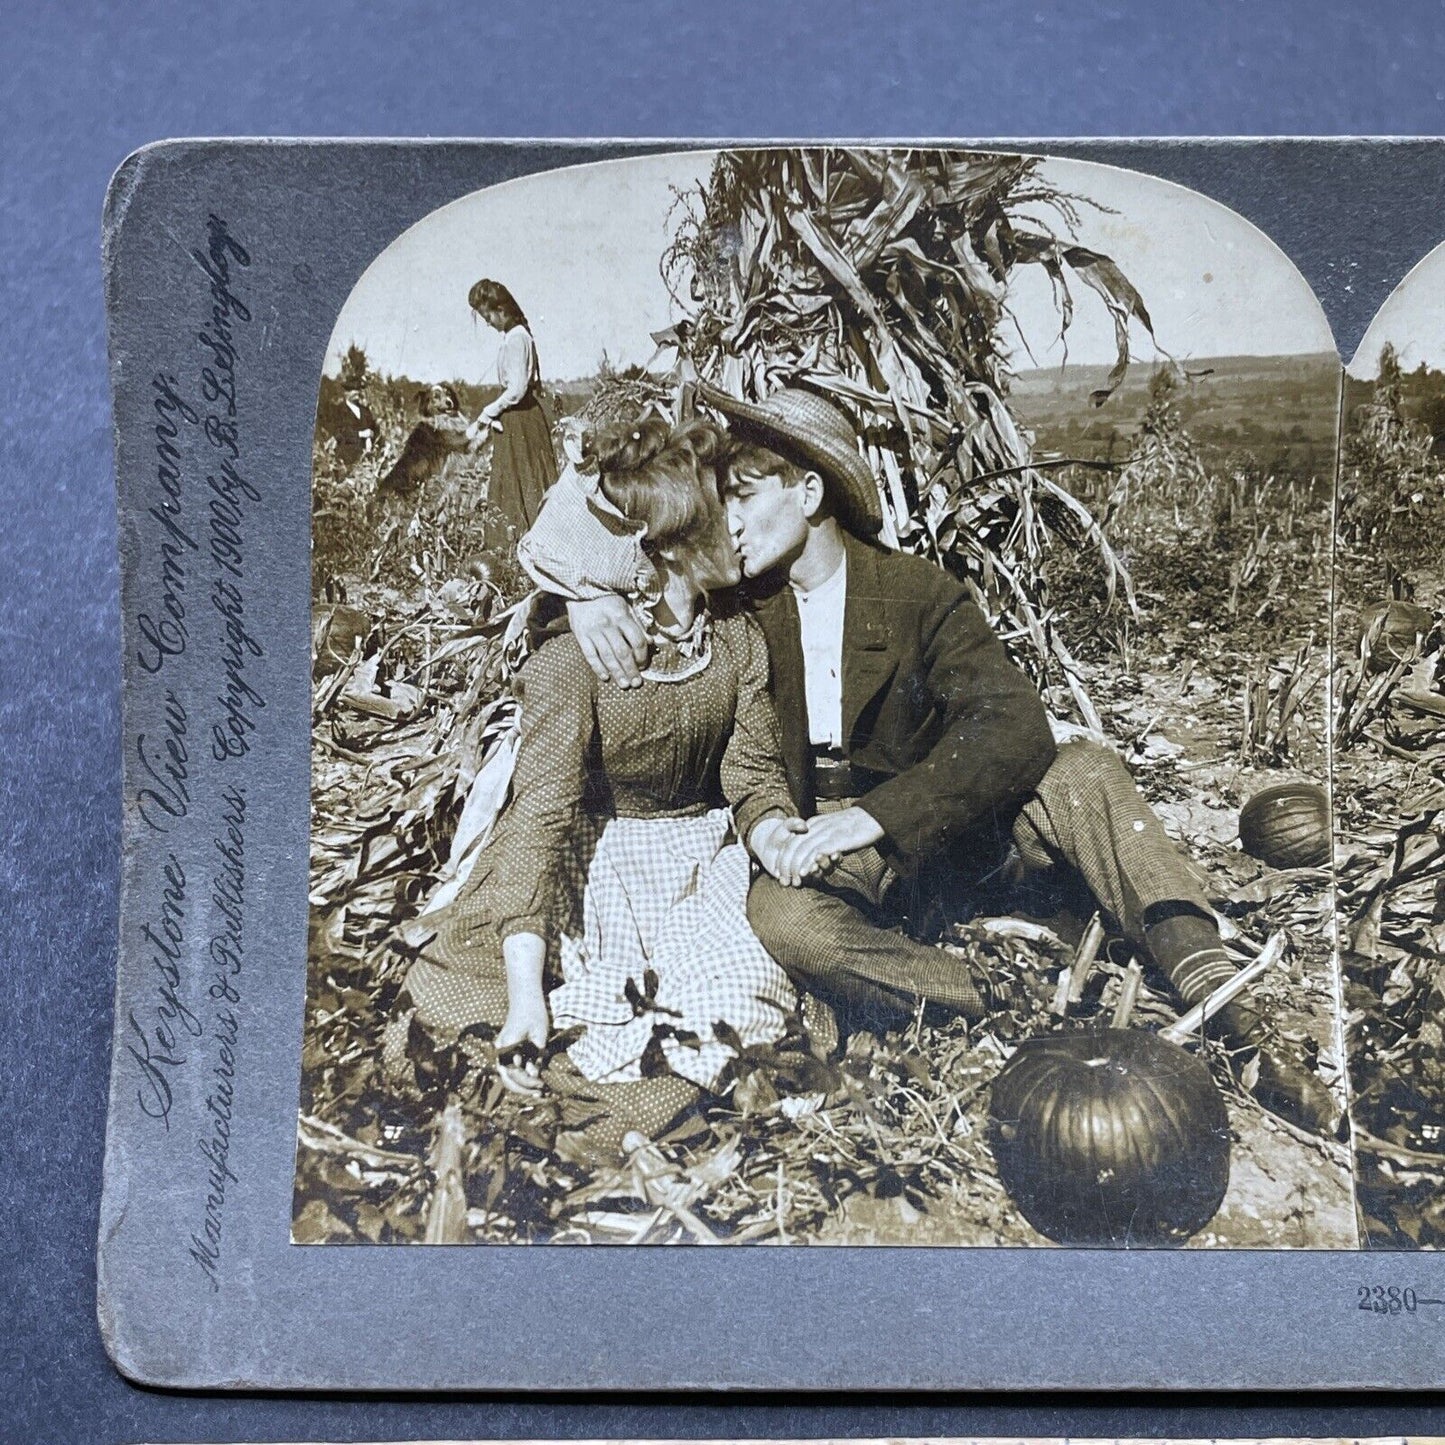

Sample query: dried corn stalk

[1240,638,1322,763]
[1341,342,1445,560]
[1104,363,1208,526]
[664,147,1148,724]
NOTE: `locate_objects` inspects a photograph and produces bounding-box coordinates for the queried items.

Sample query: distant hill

[1009,352,1341,484]
[334,351,1371,486]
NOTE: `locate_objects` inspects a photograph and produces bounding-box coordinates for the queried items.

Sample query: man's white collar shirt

[790,553,847,750]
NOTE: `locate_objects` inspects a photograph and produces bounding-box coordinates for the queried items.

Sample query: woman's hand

[497,933,549,1089]
[465,413,501,445]
[497,974,549,1095]
[768,809,878,884]
[749,815,810,885]
[497,992,550,1054]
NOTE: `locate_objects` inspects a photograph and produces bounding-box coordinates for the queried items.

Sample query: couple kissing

[387,382,1337,1158]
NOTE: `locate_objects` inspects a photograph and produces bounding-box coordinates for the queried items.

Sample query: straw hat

[697,381,884,538]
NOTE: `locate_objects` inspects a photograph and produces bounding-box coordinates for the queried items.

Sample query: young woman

[465,279,560,535]
[389,414,802,1150]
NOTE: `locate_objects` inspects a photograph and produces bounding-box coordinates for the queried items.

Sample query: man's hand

[761,806,885,887]
[568,595,651,689]
[749,815,809,883]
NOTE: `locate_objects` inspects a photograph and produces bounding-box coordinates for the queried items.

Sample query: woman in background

[465,278,559,536]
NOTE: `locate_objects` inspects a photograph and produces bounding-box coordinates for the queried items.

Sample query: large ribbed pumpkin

[1238,781,1330,868]
[1359,600,1435,672]
[311,603,371,678]
[988,1029,1230,1246]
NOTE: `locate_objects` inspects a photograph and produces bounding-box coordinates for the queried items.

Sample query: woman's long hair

[588,415,730,570]
[467,278,529,332]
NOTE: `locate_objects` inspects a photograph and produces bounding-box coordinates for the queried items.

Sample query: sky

[324,148,1336,386]
[1348,236,1445,379]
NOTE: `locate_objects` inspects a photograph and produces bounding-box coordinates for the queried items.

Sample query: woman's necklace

[636,601,712,683]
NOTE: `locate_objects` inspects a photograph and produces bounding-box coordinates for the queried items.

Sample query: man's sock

[1141,901,1266,1044]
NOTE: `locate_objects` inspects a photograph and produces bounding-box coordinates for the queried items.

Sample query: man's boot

[1144,904,1338,1135]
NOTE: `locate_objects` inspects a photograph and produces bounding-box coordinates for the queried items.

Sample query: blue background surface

[8,0,1445,1439]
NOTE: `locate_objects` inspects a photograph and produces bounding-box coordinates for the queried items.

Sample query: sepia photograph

[1336,240,1445,1249]
[294,146,1358,1249]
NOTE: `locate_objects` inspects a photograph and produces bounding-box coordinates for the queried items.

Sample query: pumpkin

[1237,781,1330,868]
[311,603,371,679]
[988,1028,1230,1246]
[1359,600,1435,672]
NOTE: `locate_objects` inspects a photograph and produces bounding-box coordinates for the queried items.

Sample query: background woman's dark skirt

[490,391,558,535]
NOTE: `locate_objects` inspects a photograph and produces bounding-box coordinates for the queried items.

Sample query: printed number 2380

[1358,1285,1418,1314]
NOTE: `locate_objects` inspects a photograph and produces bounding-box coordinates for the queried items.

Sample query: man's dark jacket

[750,531,1058,875]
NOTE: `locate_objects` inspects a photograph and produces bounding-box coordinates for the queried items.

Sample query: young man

[527,384,1336,1133]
